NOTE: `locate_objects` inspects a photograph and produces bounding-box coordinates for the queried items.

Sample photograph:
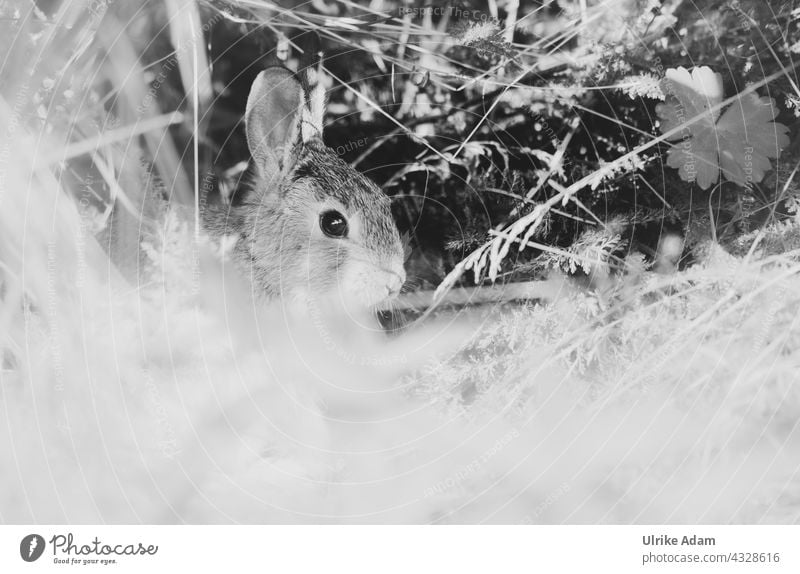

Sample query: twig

[38,112,184,166]
[387,280,559,312]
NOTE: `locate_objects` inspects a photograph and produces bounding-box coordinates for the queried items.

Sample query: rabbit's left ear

[245,66,322,184]
[245,67,303,182]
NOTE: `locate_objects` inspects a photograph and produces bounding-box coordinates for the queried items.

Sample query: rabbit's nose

[385,270,405,297]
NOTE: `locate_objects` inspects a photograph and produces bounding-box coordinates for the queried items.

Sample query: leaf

[715,94,791,187]
[659,66,725,130]
[656,66,790,190]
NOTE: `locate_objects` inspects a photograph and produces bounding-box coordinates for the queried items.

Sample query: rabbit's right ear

[245,67,306,185]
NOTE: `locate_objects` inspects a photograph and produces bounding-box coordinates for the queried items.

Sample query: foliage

[2,0,800,525]
[2,0,799,295]
[656,66,790,190]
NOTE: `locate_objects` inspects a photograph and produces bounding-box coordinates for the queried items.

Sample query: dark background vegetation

[4,0,800,291]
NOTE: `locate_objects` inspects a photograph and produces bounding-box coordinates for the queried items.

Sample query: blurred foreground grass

[0,0,799,523]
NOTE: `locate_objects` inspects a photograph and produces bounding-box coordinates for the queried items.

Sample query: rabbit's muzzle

[384,268,405,299]
[337,255,406,309]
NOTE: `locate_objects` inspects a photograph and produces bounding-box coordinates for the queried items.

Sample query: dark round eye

[319,210,349,238]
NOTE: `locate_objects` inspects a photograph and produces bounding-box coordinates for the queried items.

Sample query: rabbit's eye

[320,210,349,238]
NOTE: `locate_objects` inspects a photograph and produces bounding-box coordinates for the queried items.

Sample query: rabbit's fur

[206,65,405,309]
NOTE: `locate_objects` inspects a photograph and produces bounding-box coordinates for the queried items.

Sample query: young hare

[208,65,406,309]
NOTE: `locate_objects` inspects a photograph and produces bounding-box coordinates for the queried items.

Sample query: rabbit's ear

[245,67,310,183]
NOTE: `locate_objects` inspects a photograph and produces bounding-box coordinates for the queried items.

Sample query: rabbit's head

[232,66,406,309]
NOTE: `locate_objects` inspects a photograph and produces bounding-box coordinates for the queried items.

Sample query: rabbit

[205,64,406,310]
